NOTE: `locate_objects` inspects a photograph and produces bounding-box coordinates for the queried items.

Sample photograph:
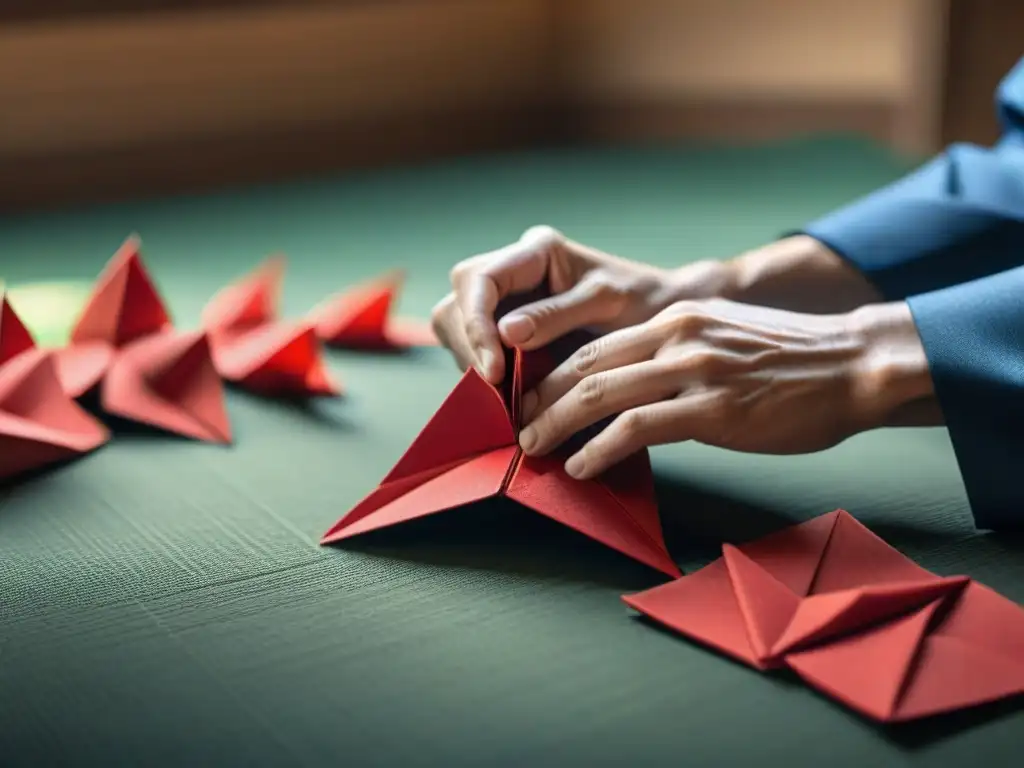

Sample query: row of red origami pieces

[0,235,436,480]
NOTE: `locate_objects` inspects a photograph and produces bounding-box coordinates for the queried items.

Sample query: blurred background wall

[0,0,1019,211]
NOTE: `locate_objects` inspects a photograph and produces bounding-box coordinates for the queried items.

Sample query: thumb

[497,275,623,350]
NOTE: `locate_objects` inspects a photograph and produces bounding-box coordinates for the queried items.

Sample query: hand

[431,225,732,384]
[517,299,934,479]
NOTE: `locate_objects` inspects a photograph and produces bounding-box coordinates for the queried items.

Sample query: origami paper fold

[48,236,232,444]
[624,510,1024,722]
[53,235,170,398]
[309,270,436,350]
[321,336,680,578]
[201,256,340,397]
[0,327,109,480]
[101,329,232,443]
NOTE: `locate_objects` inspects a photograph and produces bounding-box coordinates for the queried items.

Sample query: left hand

[517,298,935,479]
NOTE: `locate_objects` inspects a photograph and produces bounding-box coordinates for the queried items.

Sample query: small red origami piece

[624,510,1024,722]
[54,236,232,444]
[321,341,680,578]
[309,270,437,350]
[201,255,340,397]
[0,299,109,479]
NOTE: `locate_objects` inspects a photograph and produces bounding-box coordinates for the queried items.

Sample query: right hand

[431,226,733,384]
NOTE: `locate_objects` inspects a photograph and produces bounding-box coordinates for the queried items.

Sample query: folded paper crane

[309,270,436,350]
[201,255,340,397]
[623,510,1024,722]
[54,236,232,443]
[321,330,680,577]
[0,297,109,479]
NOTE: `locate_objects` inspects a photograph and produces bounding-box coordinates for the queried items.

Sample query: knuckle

[464,315,492,346]
[576,373,606,408]
[572,340,601,373]
[616,409,647,440]
[520,224,563,248]
[675,350,722,377]
[448,260,472,287]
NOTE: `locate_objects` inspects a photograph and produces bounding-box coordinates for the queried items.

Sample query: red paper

[46,236,232,444]
[623,510,1024,722]
[0,294,36,365]
[321,344,680,578]
[201,256,340,397]
[309,270,437,350]
[101,329,232,444]
[54,236,171,398]
[0,340,109,480]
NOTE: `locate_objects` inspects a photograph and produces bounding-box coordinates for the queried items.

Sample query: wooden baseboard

[560,98,897,146]
[0,106,555,213]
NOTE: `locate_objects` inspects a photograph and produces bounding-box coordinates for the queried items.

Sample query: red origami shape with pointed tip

[101,329,232,444]
[309,270,437,350]
[49,236,232,444]
[320,340,680,578]
[0,294,37,365]
[0,338,109,480]
[623,510,1024,722]
[201,256,340,397]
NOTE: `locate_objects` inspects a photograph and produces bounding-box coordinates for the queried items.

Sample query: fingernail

[499,314,535,345]
[519,425,537,453]
[564,454,586,478]
[521,390,539,422]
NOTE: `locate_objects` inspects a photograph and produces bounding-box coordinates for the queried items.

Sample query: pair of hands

[431,226,936,480]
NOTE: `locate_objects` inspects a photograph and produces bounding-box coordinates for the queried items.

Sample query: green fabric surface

[0,137,1020,767]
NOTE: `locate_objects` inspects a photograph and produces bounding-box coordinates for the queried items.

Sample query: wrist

[727,235,883,313]
[845,302,936,428]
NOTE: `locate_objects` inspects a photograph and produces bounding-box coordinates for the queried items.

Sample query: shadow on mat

[333,473,795,590]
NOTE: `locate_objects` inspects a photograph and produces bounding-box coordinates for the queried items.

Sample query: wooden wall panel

[0,1,550,158]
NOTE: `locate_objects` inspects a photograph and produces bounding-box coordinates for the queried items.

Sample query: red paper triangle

[0,351,109,478]
[736,510,840,596]
[0,295,36,365]
[771,575,969,657]
[722,545,801,663]
[810,510,934,592]
[101,330,232,443]
[785,599,940,721]
[507,452,681,577]
[311,270,436,350]
[321,348,677,576]
[201,255,285,337]
[210,321,340,397]
[623,559,764,667]
[70,236,171,348]
[383,368,514,484]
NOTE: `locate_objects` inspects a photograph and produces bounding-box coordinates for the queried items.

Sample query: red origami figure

[55,236,232,444]
[309,269,437,350]
[0,295,109,479]
[321,334,680,578]
[624,509,1024,722]
[201,255,340,397]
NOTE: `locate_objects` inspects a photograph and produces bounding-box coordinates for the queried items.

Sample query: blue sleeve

[908,266,1024,530]
[802,57,1024,300]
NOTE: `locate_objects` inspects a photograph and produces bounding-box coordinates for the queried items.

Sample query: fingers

[564,394,717,479]
[497,273,627,351]
[450,228,556,383]
[518,358,682,457]
[430,294,477,373]
[524,323,665,422]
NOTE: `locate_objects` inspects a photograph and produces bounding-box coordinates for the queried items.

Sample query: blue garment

[804,57,1024,530]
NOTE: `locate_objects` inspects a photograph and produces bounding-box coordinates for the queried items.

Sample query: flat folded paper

[53,236,232,443]
[624,510,1024,722]
[309,269,436,350]
[201,255,340,397]
[321,300,680,577]
[0,297,109,479]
